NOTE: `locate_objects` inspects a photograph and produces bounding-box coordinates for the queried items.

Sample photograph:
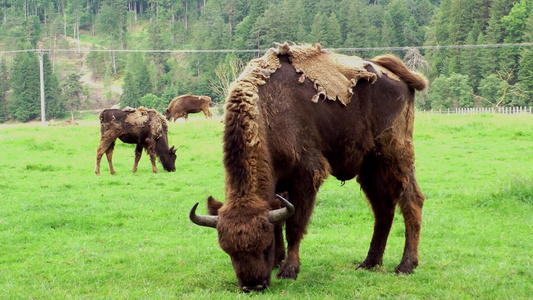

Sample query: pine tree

[0,59,9,122]
[500,0,533,79]
[10,52,40,122]
[517,10,533,96]
[61,73,84,121]
[120,69,140,108]
[381,12,394,47]
[237,0,269,51]
[326,13,342,47]
[86,45,107,81]
[252,4,284,49]
[24,16,42,48]
[146,19,169,78]
[485,0,521,74]
[310,13,327,45]
[43,54,64,119]
[433,0,452,43]
[461,23,482,91]
[342,0,374,48]
[404,16,421,46]
[387,0,411,46]
[120,52,153,108]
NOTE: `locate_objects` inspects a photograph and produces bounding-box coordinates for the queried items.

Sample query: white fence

[422,106,533,115]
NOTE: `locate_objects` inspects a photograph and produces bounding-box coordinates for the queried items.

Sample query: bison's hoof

[356,259,382,271]
[276,264,299,280]
[394,261,418,274]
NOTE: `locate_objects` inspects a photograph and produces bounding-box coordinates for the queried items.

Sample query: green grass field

[1,113,532,299]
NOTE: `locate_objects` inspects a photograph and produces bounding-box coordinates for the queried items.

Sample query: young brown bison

[165,95,212,121]
[95,107,177,175]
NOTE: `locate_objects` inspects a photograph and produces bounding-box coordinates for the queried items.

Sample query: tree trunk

[3,0,7,24]
[53,33,57,70]
[77,17,81,56]
[112,51,117,76]
[229,15,232,36]
[185,1,188,30]
[63,9,67,36]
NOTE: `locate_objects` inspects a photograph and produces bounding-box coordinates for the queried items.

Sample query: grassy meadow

[0,112,532,299]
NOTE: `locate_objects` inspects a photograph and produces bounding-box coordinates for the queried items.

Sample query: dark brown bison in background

[189,43,427,292]
[165,94,213,121]
[95,107,177,175]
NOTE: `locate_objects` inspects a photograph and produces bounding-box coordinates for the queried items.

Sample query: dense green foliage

[9,52,42,122]
[0,114,532,298]
[2,0,533,121]
[0,59,8,122]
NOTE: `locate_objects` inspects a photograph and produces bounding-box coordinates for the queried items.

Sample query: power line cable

[3,42,533,54]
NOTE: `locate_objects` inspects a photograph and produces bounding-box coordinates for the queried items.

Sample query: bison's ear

[207,196,224,216]
[170,146,177,154]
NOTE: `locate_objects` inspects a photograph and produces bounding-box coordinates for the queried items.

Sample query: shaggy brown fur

[192,44,427,291]
[165,95,213,121]
[95,107,177,175]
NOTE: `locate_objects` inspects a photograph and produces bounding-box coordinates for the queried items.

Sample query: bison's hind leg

[356,157,397,270]
[395,167,424,274]
[144,140,159,173]
[357,130,423,274]
[132,144,143,173]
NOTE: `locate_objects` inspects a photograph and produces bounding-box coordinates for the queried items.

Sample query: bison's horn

[268,194,295,223]
[189,202,218,228]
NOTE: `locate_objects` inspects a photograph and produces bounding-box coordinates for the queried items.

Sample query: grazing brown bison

[189,43,427,292]
[165,94,213,121]
[95,107,177,175]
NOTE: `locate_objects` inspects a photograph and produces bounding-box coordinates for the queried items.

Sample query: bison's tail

[371,55,428,91]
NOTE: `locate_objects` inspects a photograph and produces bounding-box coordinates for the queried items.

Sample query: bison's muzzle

[242,282,268,293]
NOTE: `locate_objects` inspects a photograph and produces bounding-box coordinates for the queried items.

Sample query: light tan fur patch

[276,43,379,105]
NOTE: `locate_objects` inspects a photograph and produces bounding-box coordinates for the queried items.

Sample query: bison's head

[190,194,294,292]
[165,108,172,121]
[161,145,177,172]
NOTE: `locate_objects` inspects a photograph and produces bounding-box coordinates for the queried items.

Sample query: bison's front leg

[277,169,324,280]
[395,168,424,274]
[273,222,285,268]
[95,137,115,175]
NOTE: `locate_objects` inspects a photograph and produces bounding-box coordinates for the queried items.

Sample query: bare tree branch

[208,57,244,101]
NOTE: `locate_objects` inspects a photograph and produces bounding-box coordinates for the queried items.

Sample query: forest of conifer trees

[1,0,533,122]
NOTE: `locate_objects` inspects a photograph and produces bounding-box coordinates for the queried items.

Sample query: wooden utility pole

[37,50,46,126]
